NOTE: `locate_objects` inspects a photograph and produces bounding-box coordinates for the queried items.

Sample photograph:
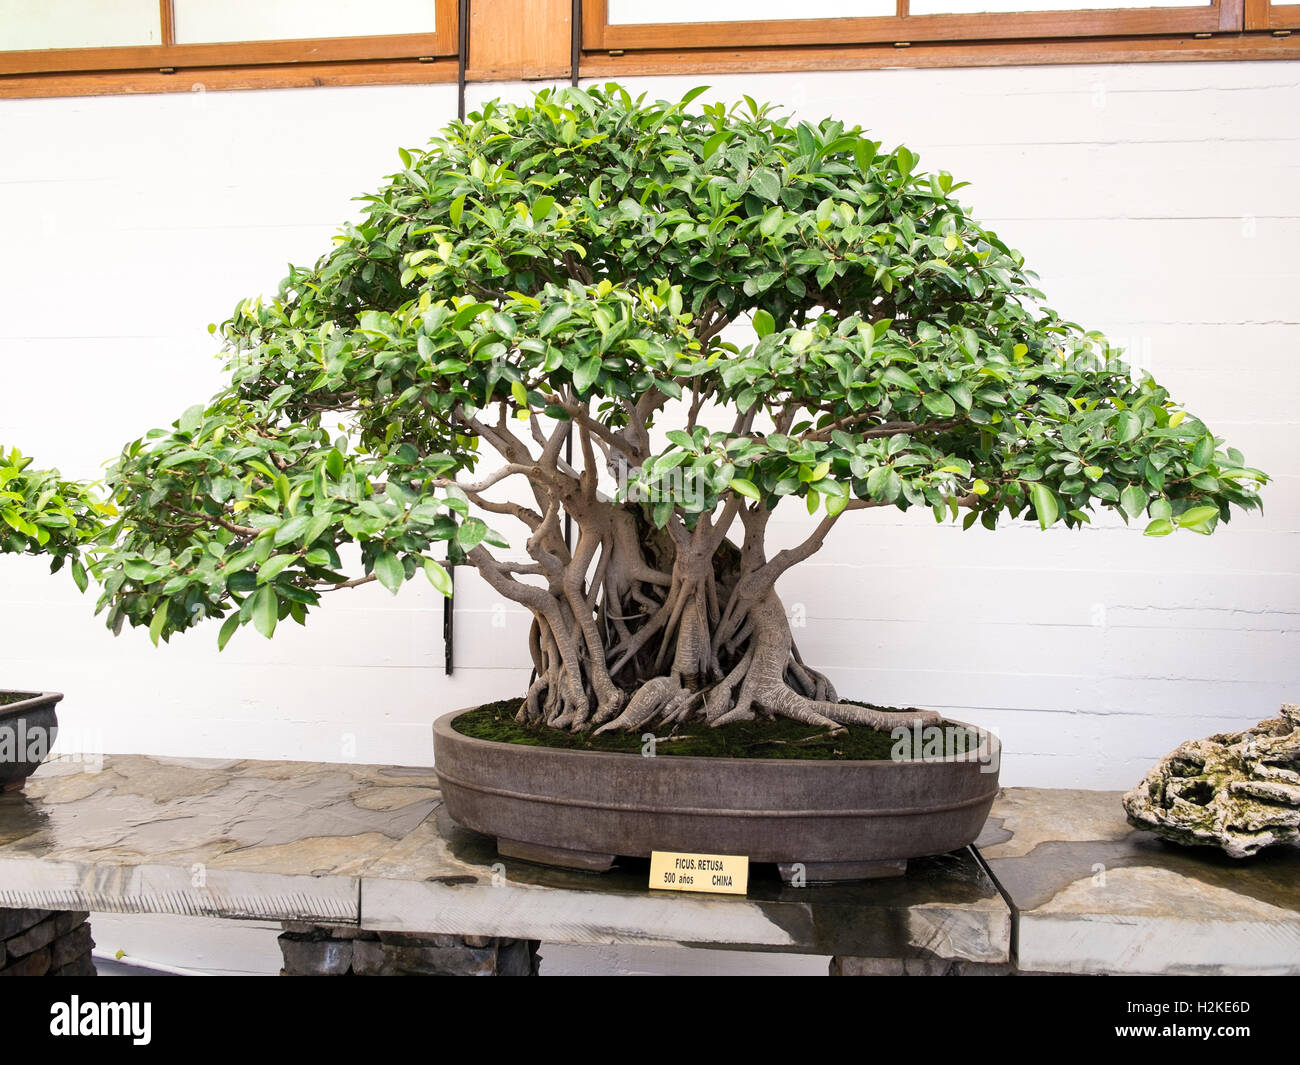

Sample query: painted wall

[1,64,1296,799]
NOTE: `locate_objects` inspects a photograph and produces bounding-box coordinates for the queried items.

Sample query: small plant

[0,447,108,591]
[91,85,1266,734]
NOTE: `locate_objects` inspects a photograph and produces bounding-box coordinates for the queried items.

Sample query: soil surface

[452,697,974,761]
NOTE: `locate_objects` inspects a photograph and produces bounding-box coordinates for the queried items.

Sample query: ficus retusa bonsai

[90,86,1266,735]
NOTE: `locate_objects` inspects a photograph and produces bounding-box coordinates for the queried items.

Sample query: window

[588,0,1238,48]
[582,0,1298,68]
[0,0,458,93]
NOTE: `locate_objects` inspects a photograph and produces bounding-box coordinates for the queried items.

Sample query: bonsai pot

[433,707,1000,882]
[0,690,61,791]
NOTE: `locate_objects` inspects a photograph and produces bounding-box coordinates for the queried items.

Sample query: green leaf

[922,391,956,419]
[752,308,775,338]
[1192,435,1215,467]
[882,366,919,392]
[178,404,204,435]
[373,551,405,594]
[574,355,601,394]
[422,557,453,596]
[866,465,902,503]
[258,554,295,584]
[149,604,168,647]
[702,131,729,160]
[449,194,465,226]
[273,514,311,547]
[531,195,555,222]
[825,483,850,516]
[1120,485,1147,521]
[1115,410,1142,444]
[1178,505,1220,535]
[729,478,761,500]
[538,303,571,336]
[759,206,783,237]
[1028,483,1059,529]
[253,585,278,639]
[853,138,877,173]
[157,450,210,470]
[750,167,781,204]
[1143,518,1174,537]
[217,611,241,651]
[456,517,489,551]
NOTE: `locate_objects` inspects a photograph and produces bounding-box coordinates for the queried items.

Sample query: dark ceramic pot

[0,690,62,791]
[433,707,1000,882]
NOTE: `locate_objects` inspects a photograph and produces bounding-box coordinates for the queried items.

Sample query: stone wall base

[830,956,1053,976]
[279,923,540,976]
[0,909,96,976]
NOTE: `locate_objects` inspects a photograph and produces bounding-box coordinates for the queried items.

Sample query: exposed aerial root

[518,587,943,737]
[753,683,942,731]
[702,646,754,723]
[593,675,687,735]
[707,701,758,727]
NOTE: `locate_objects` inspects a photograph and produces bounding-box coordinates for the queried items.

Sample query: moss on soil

[0,691,38,707]
[452,697,975,761]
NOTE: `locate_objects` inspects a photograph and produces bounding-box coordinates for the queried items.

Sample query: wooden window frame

[1,0,1296,98]
[583,0,1245,50]
[0,0,459,76]
[1246,0,1300,27]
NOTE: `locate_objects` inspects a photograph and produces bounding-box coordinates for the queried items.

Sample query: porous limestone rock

[1123,704,1300,858]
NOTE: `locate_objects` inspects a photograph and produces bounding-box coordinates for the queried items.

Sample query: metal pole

[446,0,471,673]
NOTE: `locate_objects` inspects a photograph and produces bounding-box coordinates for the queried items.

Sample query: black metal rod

[571,0,582,87]
[457,0,469,121]
[564,0,580,553]
[443,561,455,675]
[445,0,471,674]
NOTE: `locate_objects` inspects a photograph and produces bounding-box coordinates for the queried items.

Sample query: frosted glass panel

[911,0,1201,11]
[608,0,896,23]
[0,0,160,50]
[173,0,439,43]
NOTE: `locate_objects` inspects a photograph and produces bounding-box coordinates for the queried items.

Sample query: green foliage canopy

[0,447,109,591]
[94,84,1267,647]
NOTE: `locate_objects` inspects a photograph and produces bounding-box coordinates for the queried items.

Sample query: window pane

[173,0,439,44]
[0,0,160,51]
[911,0,1204,12]
[608,0,897,23]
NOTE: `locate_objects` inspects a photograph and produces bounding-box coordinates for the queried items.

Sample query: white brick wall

[1,65,1296,794]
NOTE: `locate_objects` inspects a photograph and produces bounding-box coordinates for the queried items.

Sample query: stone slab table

[0,755,1011,973]
[979,787,1300,975]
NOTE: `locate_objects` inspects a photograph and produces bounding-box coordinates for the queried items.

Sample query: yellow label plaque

[649,851,749,895]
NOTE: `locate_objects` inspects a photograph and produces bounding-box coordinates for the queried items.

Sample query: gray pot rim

[0,690,63,717]
[433,704,1000,769]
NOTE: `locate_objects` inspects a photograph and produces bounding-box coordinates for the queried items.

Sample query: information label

[648,851,749,895]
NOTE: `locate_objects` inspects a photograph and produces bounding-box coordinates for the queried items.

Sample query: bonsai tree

[92,85,1266,735]
[1,447,107,591]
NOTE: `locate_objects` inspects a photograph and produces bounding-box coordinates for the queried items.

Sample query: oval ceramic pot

[433,708,1000,882]
[0,690,62,791]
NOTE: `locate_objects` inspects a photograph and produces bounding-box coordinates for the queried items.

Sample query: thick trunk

[455,401,937,736]
[505,505,940,735]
